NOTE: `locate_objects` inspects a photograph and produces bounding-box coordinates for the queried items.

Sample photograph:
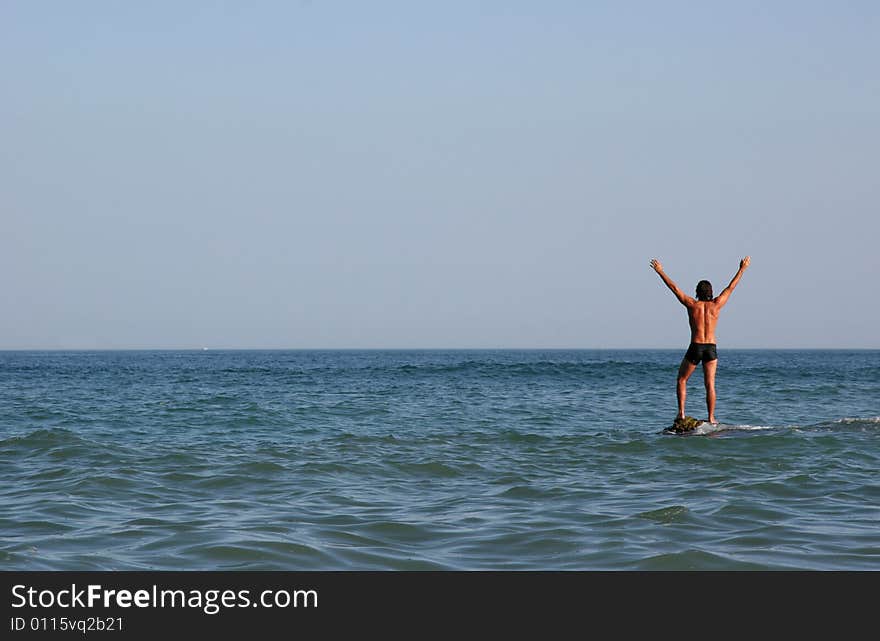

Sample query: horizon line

[1,346,878,352]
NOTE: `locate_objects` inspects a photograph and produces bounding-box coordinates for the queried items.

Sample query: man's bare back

[686,299,721,344]
[650,256,750,424]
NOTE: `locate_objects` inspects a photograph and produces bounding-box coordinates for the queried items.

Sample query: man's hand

[650,258,663,273]
[740,256,751,270]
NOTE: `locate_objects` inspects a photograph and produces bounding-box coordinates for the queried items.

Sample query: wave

[0,427,85,449]
[831,416,880,425]
[810,416,880,431]
[352,359,649,378]
[699,423,776,435]
[669,416,880,436]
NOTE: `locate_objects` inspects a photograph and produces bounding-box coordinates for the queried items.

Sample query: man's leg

[703,359,717,424]
[677,358,697,419]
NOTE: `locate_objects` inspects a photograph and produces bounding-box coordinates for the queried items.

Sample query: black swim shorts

[685,343,717,365]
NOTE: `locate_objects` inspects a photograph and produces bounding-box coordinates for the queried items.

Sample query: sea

[1,349,878,571]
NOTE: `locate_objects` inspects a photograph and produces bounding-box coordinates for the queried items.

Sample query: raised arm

[715,256,751,307]
[650,259,693,306]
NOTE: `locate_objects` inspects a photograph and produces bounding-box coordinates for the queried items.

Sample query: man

[650,256,750,424]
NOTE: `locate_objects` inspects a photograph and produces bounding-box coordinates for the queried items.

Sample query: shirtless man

[650,256,750,424]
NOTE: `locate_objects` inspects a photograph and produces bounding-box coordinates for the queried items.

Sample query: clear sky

[2,2,878,349]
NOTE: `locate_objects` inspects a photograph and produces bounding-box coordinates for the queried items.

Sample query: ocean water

[1,349,878,571]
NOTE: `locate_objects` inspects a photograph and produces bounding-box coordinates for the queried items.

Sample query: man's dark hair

[696,280,713,301]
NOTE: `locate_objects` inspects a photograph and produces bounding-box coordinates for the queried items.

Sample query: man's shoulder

[688,299,720,312]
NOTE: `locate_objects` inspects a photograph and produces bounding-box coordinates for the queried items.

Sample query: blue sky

[2,2,878,348]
